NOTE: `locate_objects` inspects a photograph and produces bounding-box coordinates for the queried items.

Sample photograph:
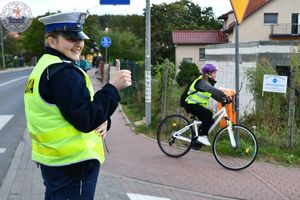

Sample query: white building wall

[175,45,206,71]
[206,41,299,117]
[228,0,300,43]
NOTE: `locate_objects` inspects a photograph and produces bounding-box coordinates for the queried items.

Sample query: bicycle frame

[172,105,237,147]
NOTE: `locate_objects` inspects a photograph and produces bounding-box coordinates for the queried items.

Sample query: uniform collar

[44,47,74,62]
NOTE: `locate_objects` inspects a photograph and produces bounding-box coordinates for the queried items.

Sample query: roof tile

[172,30,226,45]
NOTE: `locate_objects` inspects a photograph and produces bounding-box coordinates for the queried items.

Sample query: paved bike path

[104,108,300,200]
[0,68,299,200]
[98,67,300,200]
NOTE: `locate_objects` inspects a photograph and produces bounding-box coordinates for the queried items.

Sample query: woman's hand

[109,59,132,90]
[95,120,108,138]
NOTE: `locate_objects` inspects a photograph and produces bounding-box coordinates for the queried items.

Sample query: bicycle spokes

[157,115,194,158]
[213,125,258,170]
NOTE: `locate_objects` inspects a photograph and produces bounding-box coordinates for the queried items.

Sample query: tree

[151,0,222,64]
[98,31,144,61]
[176,61,200,86]
[83,14,103,54]
[21,13,53,59]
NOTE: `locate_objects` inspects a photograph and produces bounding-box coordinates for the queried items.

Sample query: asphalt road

[0,68,32,187]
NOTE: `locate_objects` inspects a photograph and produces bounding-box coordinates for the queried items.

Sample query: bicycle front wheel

[157,115,193,158]
[213,124,258,170]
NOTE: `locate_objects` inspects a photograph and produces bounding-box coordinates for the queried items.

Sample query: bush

[176,62,200,86]
[245,57,300,148]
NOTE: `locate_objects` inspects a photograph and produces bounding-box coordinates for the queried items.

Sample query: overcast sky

[0,0,232,18]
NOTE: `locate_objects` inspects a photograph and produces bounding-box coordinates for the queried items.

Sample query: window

[291,13,300,34]
[264,13,278,24]
[199,48,205,60]
[182,58,193,63]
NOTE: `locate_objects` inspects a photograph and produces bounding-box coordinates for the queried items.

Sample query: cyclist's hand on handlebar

[221,96,232,104]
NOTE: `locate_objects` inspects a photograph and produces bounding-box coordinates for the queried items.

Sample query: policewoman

[24,12,131,200]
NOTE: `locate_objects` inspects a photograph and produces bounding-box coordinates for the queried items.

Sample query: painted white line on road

[127,193,170,200]
[0,115,14,131]
[0,76,27,88]
[0,148,6,153]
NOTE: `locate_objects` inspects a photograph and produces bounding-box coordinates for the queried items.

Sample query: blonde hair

[44,32,60,46]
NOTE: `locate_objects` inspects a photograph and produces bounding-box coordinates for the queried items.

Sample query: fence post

[287,64,296,148]
[103,63,110,85]
[161,59,169,120]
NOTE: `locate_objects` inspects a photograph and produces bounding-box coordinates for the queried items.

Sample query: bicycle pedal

[191,141,202,150]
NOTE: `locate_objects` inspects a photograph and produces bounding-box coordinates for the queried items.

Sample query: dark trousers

[40,160,100,200]
[185,104,214,136]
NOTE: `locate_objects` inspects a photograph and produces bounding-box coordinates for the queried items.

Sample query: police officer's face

[48,35,84,61]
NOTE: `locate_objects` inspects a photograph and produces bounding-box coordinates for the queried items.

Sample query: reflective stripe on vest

[24,54,105,166]
[185,75,212,107]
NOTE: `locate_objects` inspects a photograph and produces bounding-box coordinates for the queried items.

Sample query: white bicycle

[157,101,258,171]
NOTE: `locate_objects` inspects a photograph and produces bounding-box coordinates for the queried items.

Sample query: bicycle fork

[226,120,237,148]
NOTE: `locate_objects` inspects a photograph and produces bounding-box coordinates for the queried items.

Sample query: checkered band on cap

[39,12,89,39]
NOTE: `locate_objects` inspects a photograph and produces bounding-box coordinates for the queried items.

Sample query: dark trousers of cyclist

[40,159,100,200]
[185,104,214,136]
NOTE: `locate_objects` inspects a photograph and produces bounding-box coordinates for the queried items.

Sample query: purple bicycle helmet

[201,63,217,74]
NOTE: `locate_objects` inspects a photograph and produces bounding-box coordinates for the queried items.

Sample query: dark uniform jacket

[39,47,120,133]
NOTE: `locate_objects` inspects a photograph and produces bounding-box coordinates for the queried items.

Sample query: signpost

[145,0,151,127]
[229,0,250,124]
[101,36,111,63]
[99,0,130,5]
[230,0,250,24]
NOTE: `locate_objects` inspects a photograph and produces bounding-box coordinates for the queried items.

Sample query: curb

[0,129,27,200]
[0,66,34,74]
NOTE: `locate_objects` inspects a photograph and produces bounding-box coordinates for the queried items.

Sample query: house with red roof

[219,0,300,42]
[172,0,300,116]
[172,30,226,72]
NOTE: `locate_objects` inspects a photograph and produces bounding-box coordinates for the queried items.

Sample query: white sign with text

[262,74,288,94]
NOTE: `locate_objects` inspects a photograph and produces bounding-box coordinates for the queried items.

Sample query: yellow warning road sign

[230,0,250,24]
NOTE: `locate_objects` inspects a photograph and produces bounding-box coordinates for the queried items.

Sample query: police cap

[39,12,89,40]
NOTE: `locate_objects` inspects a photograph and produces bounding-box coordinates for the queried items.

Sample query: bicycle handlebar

[221,96,232,106]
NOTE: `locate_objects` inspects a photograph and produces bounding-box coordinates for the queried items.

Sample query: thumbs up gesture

[110,59,132,90]
[116,59,120,71]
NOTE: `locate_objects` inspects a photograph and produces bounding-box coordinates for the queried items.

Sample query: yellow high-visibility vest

[185,76,212,108]
[24,54,105,166]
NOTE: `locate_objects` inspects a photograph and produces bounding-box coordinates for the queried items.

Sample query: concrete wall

[205,40,300,116]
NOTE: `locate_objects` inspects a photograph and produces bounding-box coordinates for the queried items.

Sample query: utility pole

[230,0,250,124]
[145,0,151,127]
[234,21,240,124]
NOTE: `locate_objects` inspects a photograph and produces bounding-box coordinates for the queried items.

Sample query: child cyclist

[184,63,231,148]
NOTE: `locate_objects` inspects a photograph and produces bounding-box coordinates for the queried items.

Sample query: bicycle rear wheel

[213,124,258,170]
[157,115,193,158]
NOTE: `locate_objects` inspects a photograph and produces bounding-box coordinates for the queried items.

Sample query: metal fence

[118,61,145,116]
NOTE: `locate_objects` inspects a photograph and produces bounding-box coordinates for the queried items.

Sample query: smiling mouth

[71,49,81,54]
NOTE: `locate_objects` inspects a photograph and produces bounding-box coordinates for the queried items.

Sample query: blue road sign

[101,36,111,48]
[100,0,130,5]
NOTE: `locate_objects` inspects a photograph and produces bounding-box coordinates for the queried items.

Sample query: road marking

[127,193,170,200]
[0,148,6,153]
[0,115,14,131]
[0,76,27,88]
